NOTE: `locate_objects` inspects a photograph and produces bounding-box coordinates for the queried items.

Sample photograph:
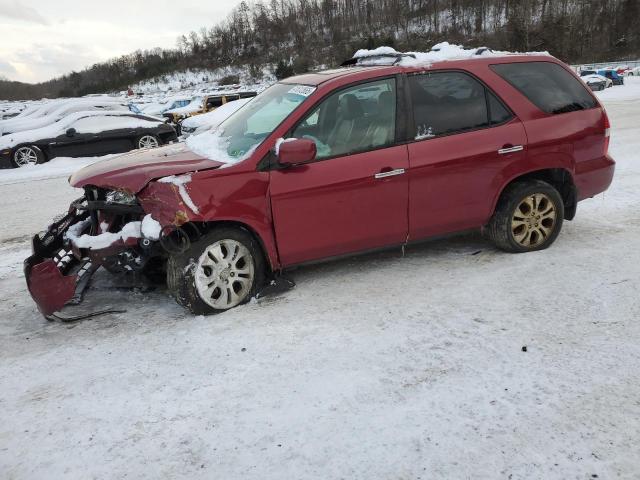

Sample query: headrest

[377,91,394,113]
[339,94,364,120]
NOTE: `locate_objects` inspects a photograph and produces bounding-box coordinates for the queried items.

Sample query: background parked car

[597,69,625,85]
[180,97,252,136]
[0,111,177,168]
[581,74,612,91]
[163,92,257,123]
[615,65,630,75]
[0,99,136,136]
[141,96,192,116]
[626,66,640,76]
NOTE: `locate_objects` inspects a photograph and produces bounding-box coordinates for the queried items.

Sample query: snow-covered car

[626,67,640,76]
[0,99,135,136]
[597,69,624,86]
[0,111,177,168]
[0,103,26,120]
[180,97,252,137]
[162,97,204,123]
[163,92,257,123]
[141,96,192,116]
[582,74,612,91]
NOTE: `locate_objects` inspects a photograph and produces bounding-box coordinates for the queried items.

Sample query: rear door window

[487,90,512,125]
[491,62,597,114]
[409,71,510,139]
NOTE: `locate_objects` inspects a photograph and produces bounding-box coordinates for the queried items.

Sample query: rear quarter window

[491,62,597,114]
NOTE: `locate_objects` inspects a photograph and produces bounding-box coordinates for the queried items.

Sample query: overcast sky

[0,0,244,83]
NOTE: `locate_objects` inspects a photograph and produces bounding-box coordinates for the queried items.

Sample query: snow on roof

[352,42,550,68]
[164,98,204,115]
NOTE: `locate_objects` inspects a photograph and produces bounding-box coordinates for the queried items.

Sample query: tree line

[1,0,638,100]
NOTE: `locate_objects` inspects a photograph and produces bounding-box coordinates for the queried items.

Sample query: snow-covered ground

[0,79,639,479]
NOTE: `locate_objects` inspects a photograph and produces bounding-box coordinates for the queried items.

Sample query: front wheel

[12,145,45,168]
[167,227,265,314]
[486,180,564,253]
[136,134,160,149]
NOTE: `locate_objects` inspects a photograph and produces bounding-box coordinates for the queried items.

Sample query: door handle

[374,168,405,179]
[498,145,524,155]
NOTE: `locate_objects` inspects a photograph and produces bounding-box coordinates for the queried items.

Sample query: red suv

[25,53,615,316]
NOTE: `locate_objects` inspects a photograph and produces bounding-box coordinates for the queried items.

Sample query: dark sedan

[0,111,177,168]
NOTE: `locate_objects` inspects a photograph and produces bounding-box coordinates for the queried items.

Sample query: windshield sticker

[288,85,316,97]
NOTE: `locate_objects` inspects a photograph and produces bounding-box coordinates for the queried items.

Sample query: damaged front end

[24,187,164,318]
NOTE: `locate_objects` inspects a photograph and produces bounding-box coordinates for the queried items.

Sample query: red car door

[406,71,528,239]
[270,78,409,266]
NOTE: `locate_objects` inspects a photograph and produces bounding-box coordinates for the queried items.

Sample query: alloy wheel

[13,146,39,167]
[138,135,159,149]
[195,239,255,309]
[511,193,557,248]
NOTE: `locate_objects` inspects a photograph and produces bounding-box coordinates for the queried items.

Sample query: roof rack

[474,47,493,55]
[340,53,417,67]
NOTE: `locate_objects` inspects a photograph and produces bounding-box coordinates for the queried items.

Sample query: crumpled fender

[137,180,200,227]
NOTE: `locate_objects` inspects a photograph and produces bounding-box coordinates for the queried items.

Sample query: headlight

[106,190,137,205]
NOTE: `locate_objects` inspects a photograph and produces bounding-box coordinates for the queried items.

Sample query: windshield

[185,83,316,165]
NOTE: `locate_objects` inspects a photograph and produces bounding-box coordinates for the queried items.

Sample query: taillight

[603,108,611,154]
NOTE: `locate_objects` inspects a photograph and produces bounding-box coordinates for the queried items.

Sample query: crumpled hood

[70,143,223,193]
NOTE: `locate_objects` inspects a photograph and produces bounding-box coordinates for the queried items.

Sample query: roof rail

[340,53,417,67]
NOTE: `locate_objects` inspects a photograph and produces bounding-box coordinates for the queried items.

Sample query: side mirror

[278,138,316,167]
[66,128,76,137]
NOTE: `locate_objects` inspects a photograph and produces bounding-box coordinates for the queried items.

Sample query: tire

[136,134,160,149]
[167,227,266,315]
[486,180,564,253]
[12,145,45,168]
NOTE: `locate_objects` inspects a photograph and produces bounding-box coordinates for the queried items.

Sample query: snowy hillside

[130,65,275,95]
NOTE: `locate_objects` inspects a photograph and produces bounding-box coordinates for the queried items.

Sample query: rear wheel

[487,180,564,253]
[12,145,45,168]
[136,134,160,149]
[167,227,265,314]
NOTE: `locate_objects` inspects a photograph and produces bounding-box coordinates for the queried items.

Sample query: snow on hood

[185,128,257,168]
[69,142,223,193]
[352,42,550,68]
[582,74,608,83]
[0,111,163,150]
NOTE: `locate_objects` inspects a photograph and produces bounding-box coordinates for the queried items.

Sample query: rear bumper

[575,154,615,201]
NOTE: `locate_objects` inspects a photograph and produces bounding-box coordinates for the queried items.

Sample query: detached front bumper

[24,195,151,317]
[24,203,93,316]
